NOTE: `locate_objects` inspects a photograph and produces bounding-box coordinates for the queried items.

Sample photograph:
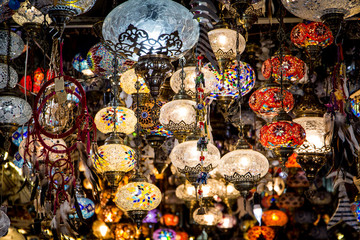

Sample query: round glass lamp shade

[262,55,305,84]
[247,226,275,240]
[262,209,288,227]
[0,30,24,59]
[93,144,136,173]
[77,197,95,219]
[205,61,256,98]
[159,99,197,132]
[217,214,237,229]
[291,22,333,49]
[87,42,134,77]
[193,207,223,226]
[293,116,329,154]
[114,181,162,211]
[94,106,137,135]
[120,69,149,95]
[170,66,218,95]
[0,63,18,89]
[249,86,294,117]
[0,96,32,125]
[281,0,360,22]
[208,28,246,61]
[218,149,269,182]
[169,140,221,174]
[260,121,306,149]
[12,1,52,26]
[102,0,199,61]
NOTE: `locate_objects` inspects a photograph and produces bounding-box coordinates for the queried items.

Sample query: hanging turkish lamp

[261,202,288,228]
[249,81,295,118]
[12,0,52,35]
[120,68,149,102]
[19,67,48,95]
[261,52,306,85]
[169,131,221,185]
[193,206,223,226]
[281,0,360,35]
[291,22,333,62]
[87,42,135,78]
[247,226,275,240]
[159,58,197,143]
[72,53,93,76]
[0,30,24,61]
[292,85,331,182]
[218,132,269,198]
[260,110,306,167]
[0,63,18,89]
[114,171,161,229]
[32,0,97,25]
[208,16,246,72]
[92,132,136,192]
[170,57,218,97]
[102,0,199,99]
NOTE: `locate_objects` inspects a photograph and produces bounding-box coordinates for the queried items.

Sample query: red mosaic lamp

[247,226,275,240]
[260,110,306,166]
[249,82,294,117]
[262,54,305,85]
[291,22,333,61]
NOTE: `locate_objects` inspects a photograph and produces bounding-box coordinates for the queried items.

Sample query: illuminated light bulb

[100,225,108,237]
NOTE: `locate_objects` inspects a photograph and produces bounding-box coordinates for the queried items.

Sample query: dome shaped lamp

[115,172,162,229]
[292,86,330,182]
[260,110,306,167]
[218,134,269,198]
[169,133,222,186]
[93,132,136,192]
[102,0,199,98]
[208,19,246,72]
[193,206,223,226]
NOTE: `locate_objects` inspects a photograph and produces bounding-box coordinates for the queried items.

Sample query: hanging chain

[276,4,286,108]
[235,25,244,135]
[111,54,119,133]
[179,57,186,92]
[134,73,142,172]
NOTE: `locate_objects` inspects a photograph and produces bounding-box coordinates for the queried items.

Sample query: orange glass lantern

[115,223,140,240]
[97,204,123,223]
[175,231,188,240]
[19,68,53,95]
[247,226,275,240]
[161,213,179,227]
[285,153,301,168]
[262,209,288,227]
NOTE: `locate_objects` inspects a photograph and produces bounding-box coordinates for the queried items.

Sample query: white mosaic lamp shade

[0,30,24,59]
[12,0,52,26]
[193,207,223,226]
[0,96,32,125]
[120,69,150,95]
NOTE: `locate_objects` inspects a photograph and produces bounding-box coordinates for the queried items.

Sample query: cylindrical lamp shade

[170,140,221,173]
[115,182,161,211]
[260,121,306,149]
[208,28,246,61]
[170,66,218,95]
[193,207,223,226]
[93,144,136,173]
[102,0,199,61]
[293,116,328,153]
[94,106,137,135]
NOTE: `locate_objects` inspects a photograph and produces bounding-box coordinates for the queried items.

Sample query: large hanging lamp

[102,0,199,98]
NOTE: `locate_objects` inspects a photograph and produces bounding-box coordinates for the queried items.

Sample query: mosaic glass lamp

[193,207,223,226]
